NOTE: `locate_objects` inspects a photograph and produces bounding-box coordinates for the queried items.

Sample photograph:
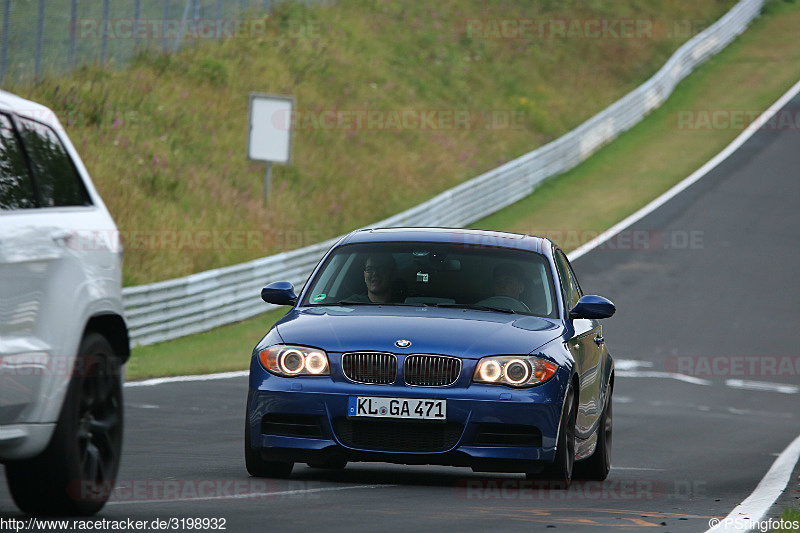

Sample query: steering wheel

[476,296,530,313]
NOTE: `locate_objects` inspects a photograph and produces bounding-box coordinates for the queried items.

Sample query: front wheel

[6,333,124,516]
[574,388,612,481]
[244,416,293,478]
[530,383,576,487]
[307,458,347,470]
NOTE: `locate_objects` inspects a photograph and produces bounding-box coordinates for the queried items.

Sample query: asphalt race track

[2,92,799,532]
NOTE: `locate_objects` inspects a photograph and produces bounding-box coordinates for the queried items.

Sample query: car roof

[0,90,62,130]
[339,227,552,254]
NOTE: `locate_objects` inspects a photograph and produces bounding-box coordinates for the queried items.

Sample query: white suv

[0,91,129,515]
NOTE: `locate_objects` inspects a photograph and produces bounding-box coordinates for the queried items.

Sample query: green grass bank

[125,0,800,381]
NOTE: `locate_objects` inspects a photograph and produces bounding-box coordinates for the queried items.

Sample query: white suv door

[0,112,97,424]
[0,94,129,516]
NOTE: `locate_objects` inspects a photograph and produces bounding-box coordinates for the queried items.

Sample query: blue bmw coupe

[246,228,615,485]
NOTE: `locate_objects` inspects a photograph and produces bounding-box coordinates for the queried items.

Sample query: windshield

[301,242,558,318]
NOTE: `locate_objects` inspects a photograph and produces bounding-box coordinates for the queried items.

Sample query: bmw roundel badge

[395,339,412,348]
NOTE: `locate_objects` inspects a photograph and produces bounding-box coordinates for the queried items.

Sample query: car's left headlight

[473,355,557,387]
[258,345,330,377]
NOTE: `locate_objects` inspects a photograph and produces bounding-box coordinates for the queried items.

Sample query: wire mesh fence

[0,0,325,86]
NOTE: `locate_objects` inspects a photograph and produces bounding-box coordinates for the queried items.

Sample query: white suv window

[0,113,37,209]
[16,117,92,208]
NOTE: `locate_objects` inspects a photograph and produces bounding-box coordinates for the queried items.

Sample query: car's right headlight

[473,355,557,387]
[258,345,330,377]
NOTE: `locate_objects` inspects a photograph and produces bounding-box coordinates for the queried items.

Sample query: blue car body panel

[272,306,562,359]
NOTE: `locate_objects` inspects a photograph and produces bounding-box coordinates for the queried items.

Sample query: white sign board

[247,93,294,164]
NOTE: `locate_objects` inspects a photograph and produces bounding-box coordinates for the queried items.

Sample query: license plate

[348,396,446,420]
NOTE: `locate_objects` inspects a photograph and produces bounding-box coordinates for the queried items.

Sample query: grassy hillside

[5,0,736,285]
[125,0,800,380]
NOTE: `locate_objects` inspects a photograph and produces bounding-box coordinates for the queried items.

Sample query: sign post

[247,93,295,204]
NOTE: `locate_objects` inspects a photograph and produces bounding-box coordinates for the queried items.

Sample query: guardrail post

[68,0,77,69]
[162,0,170,51]
[0,0,9,85]
[35,0,44,80]
[100,0,110,65]
[174,0,191,52]
[134,0,142,50]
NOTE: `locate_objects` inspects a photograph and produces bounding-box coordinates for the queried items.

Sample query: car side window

[554,249,581,312]
[564,256,583,308]
[16,117,91,208]
[0,113,37,210]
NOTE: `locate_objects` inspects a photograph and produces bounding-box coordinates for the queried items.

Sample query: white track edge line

[107,484,394,506]
[126,78,800,388]
[568,77,800,262]
[725,379,799,394]
[706,433,800,532]
[125,371,248,387]
[615,370,712,386]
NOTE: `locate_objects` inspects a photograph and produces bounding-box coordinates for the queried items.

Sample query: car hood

[273,305,564,359]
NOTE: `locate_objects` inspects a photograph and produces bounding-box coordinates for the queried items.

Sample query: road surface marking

[107,484,394,506]
[706,433,800,532]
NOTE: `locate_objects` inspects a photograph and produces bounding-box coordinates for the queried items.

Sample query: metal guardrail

[0,0,329,86]
[124,0,763,347]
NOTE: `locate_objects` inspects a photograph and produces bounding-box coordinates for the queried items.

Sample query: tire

[307,459,347,470]
[574,387,612,481]
[244,416,293,478]
[531,383,576,488]
[6,333,123,516]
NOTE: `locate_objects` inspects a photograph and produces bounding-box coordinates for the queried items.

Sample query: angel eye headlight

[280,349,305,375]
[504,359,530,385]
[259,345,330,377]
[305,351,328,375]
[479,360,502,382]
[473,355,557,387]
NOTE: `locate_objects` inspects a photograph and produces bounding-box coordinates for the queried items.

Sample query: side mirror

[261,281,297,306]
[569,295,615,320]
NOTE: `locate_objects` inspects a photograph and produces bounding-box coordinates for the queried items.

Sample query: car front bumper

[247,361,568,473]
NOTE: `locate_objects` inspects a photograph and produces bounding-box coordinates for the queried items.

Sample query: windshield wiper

[432,303,515,314]
[329,299,375,305]
[328,299,419,306]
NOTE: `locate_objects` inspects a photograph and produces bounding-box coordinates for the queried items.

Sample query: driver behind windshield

[350,254,400,303]
[492,263,526,300]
